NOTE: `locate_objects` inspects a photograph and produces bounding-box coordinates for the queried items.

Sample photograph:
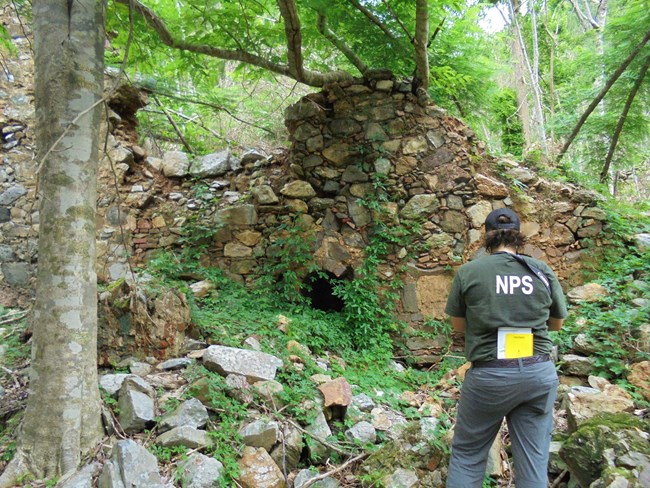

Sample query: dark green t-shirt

[445,252,568,362]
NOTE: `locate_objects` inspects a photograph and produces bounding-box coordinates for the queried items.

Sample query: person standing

[445,208,568,488]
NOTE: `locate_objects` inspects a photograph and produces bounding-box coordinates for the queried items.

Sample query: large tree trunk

[0,0,105,485]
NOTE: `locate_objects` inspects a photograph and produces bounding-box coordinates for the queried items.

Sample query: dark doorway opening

[302,270,348,312]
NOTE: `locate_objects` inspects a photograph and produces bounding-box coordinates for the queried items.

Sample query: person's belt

[472,354,551,368]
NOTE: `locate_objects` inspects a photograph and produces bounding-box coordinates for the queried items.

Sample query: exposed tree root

[0,452,29,488]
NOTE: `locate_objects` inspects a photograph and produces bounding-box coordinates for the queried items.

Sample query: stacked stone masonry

[1,9,605,331]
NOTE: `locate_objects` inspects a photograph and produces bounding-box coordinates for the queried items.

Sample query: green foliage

[482,475,498,488]
[256,216,320,304]
[0,413,21,464]
[100,387,120,415]
[492,88,524,157]
[0,25,17,56]
[184,367,246,485]
[106,0,296,152]
[0,308,30,370]
[428,3,502,118]
[342,358,431,413]
[550,0,650,190]
[147,444,187,464]
[332,178,423,353]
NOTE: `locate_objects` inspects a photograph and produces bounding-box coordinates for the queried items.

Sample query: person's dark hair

[484,219,525,252]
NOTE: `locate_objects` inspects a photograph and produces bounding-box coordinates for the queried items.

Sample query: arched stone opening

[301,270,350,312]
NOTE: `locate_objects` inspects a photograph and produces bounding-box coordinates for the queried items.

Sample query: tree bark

[568,0,600,30]
[503,1,533,148]
[277,0,305,81]
[414,0,430,91]
[0,0,104,485]
[557,26,650,162]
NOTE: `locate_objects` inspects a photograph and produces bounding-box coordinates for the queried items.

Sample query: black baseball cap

[485,208,520,232]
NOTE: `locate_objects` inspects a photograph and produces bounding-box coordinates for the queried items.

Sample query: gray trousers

[446,361,558,488]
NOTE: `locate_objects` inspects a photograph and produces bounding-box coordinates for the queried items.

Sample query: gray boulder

[98,439,163,488]
[161,150,190,177]
[239,418,280,451]
[383,468,419,488]
[190,149,232,177]
[559,413,650,488]
[56,462,101,488]
[270,423,303,472]
[158,398,209,433]
[294,469,339,488]
[156,426,211,449]
[305,410,334,464]
[203,345,282,382]
[0,184,27,205]
[177,453,224,488]
[345,421,377,445]
[118,378,155,434]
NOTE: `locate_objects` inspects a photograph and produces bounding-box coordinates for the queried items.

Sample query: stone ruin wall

[277,77,604,325]
[1,8,606,347]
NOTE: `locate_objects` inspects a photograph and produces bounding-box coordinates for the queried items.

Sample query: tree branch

[146,89,276,136]
[317,11,369,76]
[152,94,193,153]
[429,17,445,47]
[114,0,354,87]
[557,27,650,162]
[276,0,304,81]
[347,0,397,40]
[163,109,227,142]
[381,0,413,42]
[567,0,600,30]
[286,419,352,456]
[299,452,369,488]
[599,53,650,183]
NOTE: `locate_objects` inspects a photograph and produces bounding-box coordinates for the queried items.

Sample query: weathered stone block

[203,345,283,382]
[214,204,258,226]
[416,274,453,320]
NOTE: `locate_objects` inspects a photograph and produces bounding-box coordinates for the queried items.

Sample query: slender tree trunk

[599,54,650,184]
[557,26,650,161]
[414,0,429,91]
[529,1,547,153]
[0,0,105,485]
[508,0,547,154]
[542,4,559,151]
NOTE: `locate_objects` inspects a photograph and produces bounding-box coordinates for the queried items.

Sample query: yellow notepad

[497,327,533,359]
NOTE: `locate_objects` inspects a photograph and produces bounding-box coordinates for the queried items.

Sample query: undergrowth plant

[183,366,248,486]
[256,215,320,304]
[0,308,30,370]
[332,176,425,354]
[554,200,650,383]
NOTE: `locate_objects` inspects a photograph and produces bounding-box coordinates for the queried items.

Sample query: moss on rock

[559,413,650,488]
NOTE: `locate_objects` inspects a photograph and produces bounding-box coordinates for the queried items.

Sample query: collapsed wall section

[89,74,605,331]
[0,5,606,361]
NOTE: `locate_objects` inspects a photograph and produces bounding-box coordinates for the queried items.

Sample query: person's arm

[547,317,564,331]
[450,316,466,333]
